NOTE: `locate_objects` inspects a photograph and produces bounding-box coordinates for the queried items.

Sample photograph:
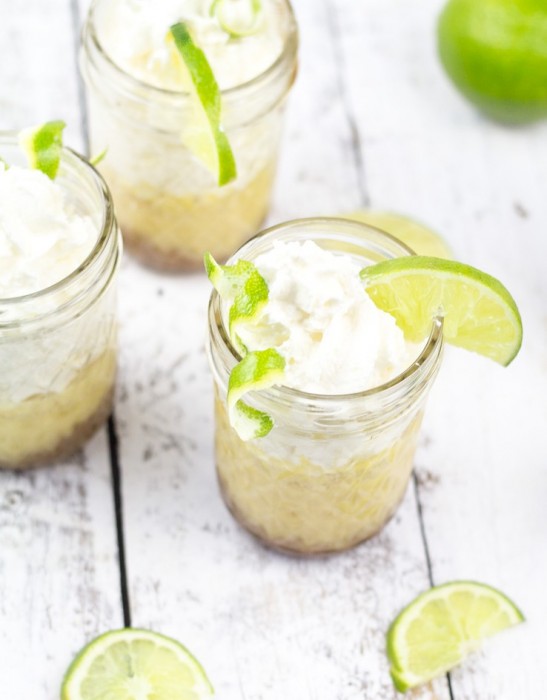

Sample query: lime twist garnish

[210,0,263,37]
[206,252,285,440]
[169,22,237,187]
[345,210,453,259]
[361,256,523,366]
[387,581,524,691]
[89,147,108,167]
[19,120,66,179]
[61,628,214,700]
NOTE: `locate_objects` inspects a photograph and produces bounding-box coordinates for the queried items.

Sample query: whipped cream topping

[0,166,97,298]
[96,0,286,90]
[235,241,418,394]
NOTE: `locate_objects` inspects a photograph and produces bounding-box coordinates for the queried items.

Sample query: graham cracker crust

[122,226,205,272]
[0,385,114,471]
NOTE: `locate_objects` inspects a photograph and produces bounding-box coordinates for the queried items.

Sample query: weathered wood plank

[330,0,547,696]
[101,0,450,696]
[0,1,122,696]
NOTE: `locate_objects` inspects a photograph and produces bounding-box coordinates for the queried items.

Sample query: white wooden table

[1,1,546,698]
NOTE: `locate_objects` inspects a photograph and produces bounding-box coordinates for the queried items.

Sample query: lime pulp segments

[387,581,524,691]
[361,256,522,365]
[210,0,263,37]
[61,628,213,700]
[19,120,66,179]
[170,22,237,186]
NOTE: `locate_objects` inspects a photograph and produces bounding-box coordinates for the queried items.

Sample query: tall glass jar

[0,135,121,470]
[207,218,443,555]
[80,0,298,271]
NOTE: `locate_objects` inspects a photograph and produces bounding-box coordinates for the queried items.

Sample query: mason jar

[207,218,443,555]
[0,135,121,470]
[80,0,299,271]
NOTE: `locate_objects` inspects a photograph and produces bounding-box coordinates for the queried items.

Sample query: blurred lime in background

[438,0,547,124]
[344,210,453,258]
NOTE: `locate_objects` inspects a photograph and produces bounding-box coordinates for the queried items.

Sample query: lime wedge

[61,628,214,700]
[205,253,269,353]
[170,22,237,187]
[228,349,285,440]
[387,581,524,691]
[211,0,263,37]
[19,120,66,179]
[344,210,453,259]
[360,256,522,366]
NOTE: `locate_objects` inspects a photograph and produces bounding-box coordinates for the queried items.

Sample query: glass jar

[0,135,121,470]
[207,218,443,555]
[80,0,299,272]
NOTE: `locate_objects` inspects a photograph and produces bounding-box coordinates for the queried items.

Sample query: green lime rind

[19,120,66,179]
[211,0,263,37]
[437,0,547,124]
[205,253,269,354]
[360,256,523,366]
[170,22,236,186]
[228,349,285,440]
[61,628,214,700]
[89,147,108,167]
[386,581,524,691]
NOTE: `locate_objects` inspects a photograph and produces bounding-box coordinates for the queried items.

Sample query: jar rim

[83,0,299,101]
[208,216,444,405]
[0,132,117,305]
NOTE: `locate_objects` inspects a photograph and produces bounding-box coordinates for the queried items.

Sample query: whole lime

[438,0,547,124]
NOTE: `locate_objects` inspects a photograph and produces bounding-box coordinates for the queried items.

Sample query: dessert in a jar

[80,0,298,271]
[0,132,121,469]
[206,218,444,554]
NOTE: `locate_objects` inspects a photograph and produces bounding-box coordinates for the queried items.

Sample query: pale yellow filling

[0,349,116,469]
[102,161,276,269]
[215,397,423,554]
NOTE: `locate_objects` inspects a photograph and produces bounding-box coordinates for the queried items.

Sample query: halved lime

[170,22,237,186]
[19,120,66,179]
[361,256,522,365]
[61,628,214,700]
[344,210,453,259]
[387,581,524,691]
[211,0,263,37]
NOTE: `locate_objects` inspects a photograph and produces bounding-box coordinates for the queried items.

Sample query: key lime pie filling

[207,219,444,554]
[0,135,121,470]
[80,0,298,270]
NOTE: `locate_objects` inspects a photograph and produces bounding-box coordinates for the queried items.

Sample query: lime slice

[228,349,285,440]
[169,22,237,187]
[344,210,453,259]
[61,628,214,700]
[387,581,524,691]
[360,256,522,366]
[211,0,263,37]
[89,147,108,167]
[205,253,269,354]
[19,120,66,180]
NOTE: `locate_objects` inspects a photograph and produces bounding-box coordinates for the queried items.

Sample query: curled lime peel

[228,349,285,440]
[211,0,263,37]
[19,120,66,179]
[89,147,108,166]
[170,22,237,186]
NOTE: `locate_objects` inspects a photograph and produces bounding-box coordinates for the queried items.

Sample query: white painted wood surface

[1,0,546,698]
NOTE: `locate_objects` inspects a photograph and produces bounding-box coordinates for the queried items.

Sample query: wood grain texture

[0,1,122,696]
[107,0,448,697]
[330,0,547,696]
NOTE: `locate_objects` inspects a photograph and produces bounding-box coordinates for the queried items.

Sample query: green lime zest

[19,120,66,179]
[89,147,108,167]
[211,0,263,37]
[170,22,237,186]
[387,581,524,691]
[361,256,522,366]
[228,349,285,440]
[205,252,269,353]
[61,628,214,700]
